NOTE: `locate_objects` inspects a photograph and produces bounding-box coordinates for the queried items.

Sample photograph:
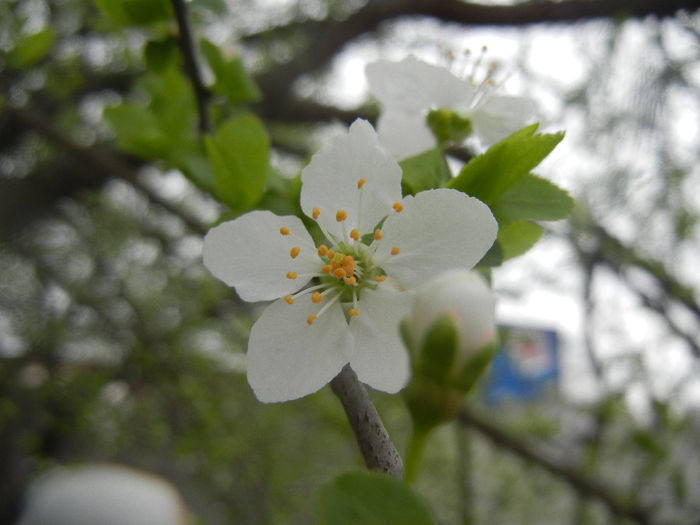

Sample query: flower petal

[348,288,412,393]
[471,95,536,146]
[300,119,402,238]
[375,189,497,289]
[366,56,471,112]
[247,297,351,402]
[203,210,320,302]
[376,110,436,160]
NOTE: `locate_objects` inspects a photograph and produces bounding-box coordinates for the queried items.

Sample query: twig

[329,365,404,478]
[458,406,653,525]
[170,0,211,134]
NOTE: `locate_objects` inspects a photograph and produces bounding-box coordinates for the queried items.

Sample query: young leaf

[9,28,56,67]
[200,39,262,105]
[205,113,270,210]
[319,471,436,525]
[490,173,574,224]
[95,0,173,26]
[399,148,452,195]
[449,124,564,204]
[498,221,544,261]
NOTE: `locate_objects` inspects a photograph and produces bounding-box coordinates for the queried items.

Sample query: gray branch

[330,365,404,478]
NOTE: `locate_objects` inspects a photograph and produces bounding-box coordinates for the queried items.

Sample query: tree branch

[329,365,404,478]
[458,406,653,525]
[170,0,211,134]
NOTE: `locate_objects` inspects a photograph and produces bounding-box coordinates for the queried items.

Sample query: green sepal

[426,108,473,146]
[403,378,465,431]
[417,314,458,383]
[455,340,498,392]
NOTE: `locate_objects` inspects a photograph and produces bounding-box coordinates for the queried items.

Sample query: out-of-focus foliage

[1,0,699,523]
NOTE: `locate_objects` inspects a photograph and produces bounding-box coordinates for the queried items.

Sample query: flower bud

[426,108,473,146]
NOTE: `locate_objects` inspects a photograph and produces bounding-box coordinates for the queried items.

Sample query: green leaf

[319,471,436,525]
[449,124,564,205]
[418,314,458,383]
[491,173,574,224]
[399,148,452,195]
[205,113,270,210]
[200,39,262,105]
[9,28,56,67]
[191,0,228,14]
[144,37,179,72]
[498,221,544,261]
[95,0,173,26]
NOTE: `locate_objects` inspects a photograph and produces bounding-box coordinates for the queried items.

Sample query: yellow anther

[345,276,357,285]
[374,228,382,240]
[286,271,297,279]
[357,178,366,189]
[349,308,359,317]
[290,246,300,258]
[311,292,323,303]
[318,244,329,257]
[307,315,317,325]
[342,255,355,266]
[390,246,400,255]
[280,227,290,235]
[312,207,320,220]
[350,229,359,241]
[333,252,344,264]
[393,202,404,212]
[284,295,294,304]
[375,275,386,282]
[328,250,336,259]
[333,268,346,279]
[336,210,347,222]
[322,264,332,274]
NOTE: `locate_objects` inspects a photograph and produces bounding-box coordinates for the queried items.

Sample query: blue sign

[481,325,559,403]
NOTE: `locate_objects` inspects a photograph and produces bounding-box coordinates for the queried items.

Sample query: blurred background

[1,0,699,523]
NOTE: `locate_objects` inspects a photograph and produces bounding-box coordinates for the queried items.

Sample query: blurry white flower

[203,119,497,403]
[366,55,536,159]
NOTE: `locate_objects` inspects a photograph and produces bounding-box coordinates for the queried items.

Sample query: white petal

[247,297,352,402]
[471,95,536,146]
[366,56,471,112]
[376,110,436,160]
[203,211,320,302]
[300,119,402,238]
[375,189,497,289]
[348,288,412,393]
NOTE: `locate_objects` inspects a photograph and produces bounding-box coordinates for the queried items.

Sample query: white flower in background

[365,54,536,159]
[203,119,497,403]
[410,269,497,358]
[17,463,187,525]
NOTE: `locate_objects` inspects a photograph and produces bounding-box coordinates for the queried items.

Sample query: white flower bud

[17,463,188,525]
[410,269,497,359]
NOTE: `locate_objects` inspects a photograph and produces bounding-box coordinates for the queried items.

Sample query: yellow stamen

[311,292,323,303]
[345,276,357,285]
[307,315,317,325]
[284,295,294,304]
[349,308,359,317]
[318,244,328,257]
[357,178,366,189]
[280,227,290,235]
[350,228,359,241]
[328,250,336,259]
[393,202,404,212]
[290,246,300,258]
[286,272,297,279]
[333,268,346,279]
[374,228,382,240]
[312,207,320,220]
[375,275,386,282]
[391,246,400,255]
[336,210,347,222]
[322,265,332,274]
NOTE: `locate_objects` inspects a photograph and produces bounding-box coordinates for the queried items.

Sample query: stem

[403,422,431,484]
[329,364,404,478]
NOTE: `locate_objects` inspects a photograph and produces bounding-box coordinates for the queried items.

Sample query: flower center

[281,178,404,325]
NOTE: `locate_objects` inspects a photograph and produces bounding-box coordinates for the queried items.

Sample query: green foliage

[490,174,574,223]
[205,113,270,211]
[399,148,452,195]
[319,471,436,525]
[144,37,180,72]
[95,0,173,26]
[200,39,262,105]
[496,221,544,261]
[7,28,56,67]
[418,314,458,383]
[426,109,473,146]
